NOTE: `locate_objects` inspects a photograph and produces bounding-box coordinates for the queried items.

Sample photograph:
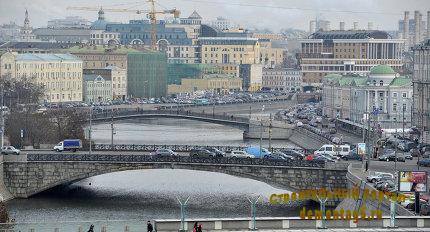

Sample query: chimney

[404,11,410,46]
[353,22,358,30]
[427,11,430,40]
[368,22,374,30]
[415,10,420,44]
[419,13,423,42]
[340,22,345,31]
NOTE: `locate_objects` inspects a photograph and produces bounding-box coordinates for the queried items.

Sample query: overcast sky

[0,0,429,32]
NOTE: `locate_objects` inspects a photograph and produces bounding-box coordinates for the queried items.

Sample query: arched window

[379,80,383,86]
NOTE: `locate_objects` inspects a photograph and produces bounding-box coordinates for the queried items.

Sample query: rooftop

[63,45,139,54]
[16,53,81,61]
[84,74,111,82]
[308,30,391,40]
[370,65,396,75]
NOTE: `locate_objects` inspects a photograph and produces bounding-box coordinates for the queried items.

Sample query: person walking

[147,221,153,232]
[87,225,94,232]
[193,222,198,232]
[197,224,202,232]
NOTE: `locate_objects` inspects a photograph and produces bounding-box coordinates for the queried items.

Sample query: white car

[229,150,255,159]
[1,146,20,155]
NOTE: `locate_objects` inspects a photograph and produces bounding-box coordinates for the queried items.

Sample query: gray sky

[0,0,429,32]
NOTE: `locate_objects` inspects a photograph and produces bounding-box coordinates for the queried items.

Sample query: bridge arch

[3,155,346,199]
[130,39,144,45]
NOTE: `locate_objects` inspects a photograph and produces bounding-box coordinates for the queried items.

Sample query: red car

[305,154,314,161]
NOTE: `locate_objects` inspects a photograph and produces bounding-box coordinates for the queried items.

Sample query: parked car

[313,155,335,163]
[418,158,430,167]
[152,149,178,157]
[398,141,415,152]
[314,144,350,157]
[228,150,254,159]
[366,172,394,183]
[1,146,20,155]
[245,147,271,158]
[266,152,294,161]
[281,149,304,160]
[189,148,216,158]
[53,139,82,152]
[205,147,225,158]
[378,149,405,162]
[342,152,363,161]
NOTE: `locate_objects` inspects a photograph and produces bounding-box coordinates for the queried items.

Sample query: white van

[314,144,351,157]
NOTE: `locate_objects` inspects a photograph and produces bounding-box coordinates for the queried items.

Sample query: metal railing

[27,153,325,168]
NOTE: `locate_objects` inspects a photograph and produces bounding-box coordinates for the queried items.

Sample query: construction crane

[67,0,180,50]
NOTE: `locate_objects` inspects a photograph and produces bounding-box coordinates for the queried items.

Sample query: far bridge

[90,109,295,140]
[2,153,348,201]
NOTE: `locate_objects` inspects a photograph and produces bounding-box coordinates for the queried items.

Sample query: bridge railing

[92,144,316,155]
[26,153,325,168]
[91,108,250,124]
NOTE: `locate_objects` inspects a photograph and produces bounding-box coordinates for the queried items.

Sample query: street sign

[357,143,366,156]
[398,171,427,192]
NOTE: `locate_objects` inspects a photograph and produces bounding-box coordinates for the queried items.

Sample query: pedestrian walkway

[207,229,430,232]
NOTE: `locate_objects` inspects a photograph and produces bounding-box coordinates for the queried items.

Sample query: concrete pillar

[368,22,374,30]
[427,11,430,40]
[415,10,420,45]
[419,13,423,42]
[340,22,345,31]
[353,22,359,30]
[404,11,410,47]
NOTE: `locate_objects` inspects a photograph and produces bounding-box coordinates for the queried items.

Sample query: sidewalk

[205,229,430,232]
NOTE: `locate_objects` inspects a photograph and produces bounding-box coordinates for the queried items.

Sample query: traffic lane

[184,101,295,115]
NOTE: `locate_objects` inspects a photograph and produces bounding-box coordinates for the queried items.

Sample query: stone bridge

[91,109,295,140]
[3,154,348,200]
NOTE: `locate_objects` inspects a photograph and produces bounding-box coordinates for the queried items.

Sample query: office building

[0,52,83,103]
[47,16,91,29]
[127,52,168,98]
[412,39,430,144]
[199,37,260,65]
[322,65,412,128]
[210,17,232,31]
[298,30,404,85]
[262,68,302,92]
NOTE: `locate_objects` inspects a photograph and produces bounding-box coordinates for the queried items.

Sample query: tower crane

[67,0,180,50]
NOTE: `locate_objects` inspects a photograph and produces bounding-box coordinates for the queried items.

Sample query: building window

[402,92,407,98]
[392,92,398,98]
[402,103,407,111]
[393,103,397,112]
[379,80,383,86]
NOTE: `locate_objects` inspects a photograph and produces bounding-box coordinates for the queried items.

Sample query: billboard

[398,171,428,192]
[357,143,366,156]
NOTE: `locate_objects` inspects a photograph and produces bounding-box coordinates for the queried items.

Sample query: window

[379,80,383,86]
[402,92,407,98]
[402,103,407,111]
[392,92,398,98]
[393,103,397,112]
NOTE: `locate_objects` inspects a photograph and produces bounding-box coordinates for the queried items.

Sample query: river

[7,118,312,230]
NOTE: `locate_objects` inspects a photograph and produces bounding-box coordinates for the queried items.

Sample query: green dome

[370,65,396,75]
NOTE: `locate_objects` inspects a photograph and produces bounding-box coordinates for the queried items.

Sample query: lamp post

[259,105,265,158]
[247,195,260,231]
[89,106,93,155]
[177,196,190,232]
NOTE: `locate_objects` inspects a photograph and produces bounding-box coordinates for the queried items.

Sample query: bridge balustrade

[26,153,325,168]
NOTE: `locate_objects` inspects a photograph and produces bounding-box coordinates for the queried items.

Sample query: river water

[7,118,312,230]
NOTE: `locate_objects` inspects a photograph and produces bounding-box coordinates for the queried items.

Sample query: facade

[127,52,168,98]
[0,41,76,54]
[48,16,91,29]
[253,33,285,41]
[168,74,242,94]
[63,45,138,70]
[0,22,21,41]
[83,74,112,103]
[83,66,127,100]
[298,30,404,85]
[166,45,200,64]
[239,64,263,92]
[199,37,260,65]
[412,39,430,144]
[398,11,429,49]
[262,68,302,92]
[322,65,413,128]
[259,40,285,68]
[106,20,193,46]
[0,52,83,103]
[90,30,121,45]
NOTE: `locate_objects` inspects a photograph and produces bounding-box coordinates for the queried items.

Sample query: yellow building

[0,52,83,103]
[168,74,242,94]
[259,40,285,68]
[199,37,260,65]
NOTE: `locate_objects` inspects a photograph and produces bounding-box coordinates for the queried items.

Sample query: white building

[90,30,120,45]
[262,68,302,92]
[322,65,413,128]
[210,17,232,31]
[166,45,200,64]
[83,74,112,103]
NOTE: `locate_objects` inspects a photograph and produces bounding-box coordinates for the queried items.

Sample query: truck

[245,146,271,158]
[54,139,82,152]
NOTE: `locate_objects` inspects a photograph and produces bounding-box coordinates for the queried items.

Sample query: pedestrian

[147,221,153,232]
[193,222,198,232]
[197,224,202,232]
[87,225,94,232]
